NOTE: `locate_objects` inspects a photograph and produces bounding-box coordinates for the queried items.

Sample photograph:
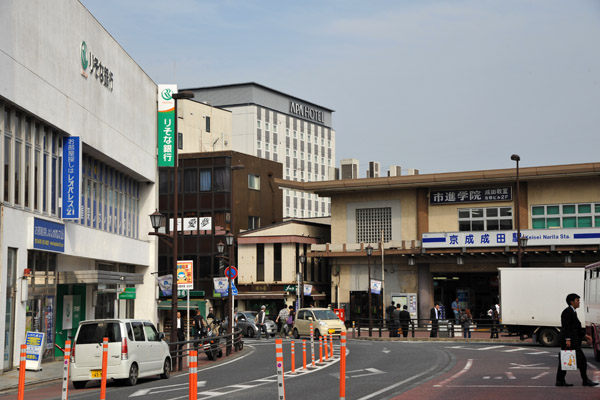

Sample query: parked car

[236,311,277,338]
[70,319,171,388]
[292,308,346,339]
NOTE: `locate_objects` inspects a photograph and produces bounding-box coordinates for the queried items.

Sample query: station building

[277,162,600,324]
[184,83,336,220]
[0,0,159,370]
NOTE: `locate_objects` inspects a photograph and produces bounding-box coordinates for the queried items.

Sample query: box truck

[499,267,585,346]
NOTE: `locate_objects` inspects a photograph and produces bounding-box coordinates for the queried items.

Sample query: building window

[300,152,304,160]
[265,122,270,131]
[458,207,513,231]
[248,174,260,190]
[265,143,270,151]
[273,124,278,133]
[356,207,392,243]
[257,141,261,149]
[205,116,211,133]
[273,243,282,281]
[531,203,600,229]
[256,244,264,282]
[199,169,211,191]
[257,120,261,129]
[273,145,278,153]
[183,169,197,193]
[293,150,297,158]
[300,132,304,140]
[293,130,297,139]
[286,128,290,136]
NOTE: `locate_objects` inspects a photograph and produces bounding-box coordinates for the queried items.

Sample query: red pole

[17,344,26,400]
[189,350,197,400]
[100,337,108,400]
[340,331,347,400]
[329,333,334,358]
[290,341,296,374]
[319,336,323,364]
[302,339,307,370]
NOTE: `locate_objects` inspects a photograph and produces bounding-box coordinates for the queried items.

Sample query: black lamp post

[366,244,373,336]
[511,154,524,267]
[217,233,235,355]
[299,254,306,309]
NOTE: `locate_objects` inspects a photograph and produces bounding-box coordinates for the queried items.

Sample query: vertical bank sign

[62,137,81,219]
[157,85,177,167]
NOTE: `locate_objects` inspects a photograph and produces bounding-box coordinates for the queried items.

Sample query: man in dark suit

[430,303,440,338]
[399,305,411,338]
[555,293,598,387]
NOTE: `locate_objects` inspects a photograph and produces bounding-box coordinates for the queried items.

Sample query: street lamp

[511,154,524,267]
[217,233,235,355]
[366,244,373,336]
[299,254,306,309]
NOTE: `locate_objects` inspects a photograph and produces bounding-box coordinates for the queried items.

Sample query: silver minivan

[70,319,171,388]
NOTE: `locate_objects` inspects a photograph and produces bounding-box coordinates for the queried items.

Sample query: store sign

[430,186,512,205]
[62,295,73,330]
[25,332,45,371]
[61,137,81,219]
[157,274,172,296]
[157,84,177,167]
[303,284,313,296]
[289,101,324,123]
[119,287,136,300]
[422,228,600,248]
[370,279,382,295]
[213,277,228,296]
[170,217,212,232]
[80,41,114,91]
[177,260,194,290]
[33,218,65,253]
[284,285,297,292]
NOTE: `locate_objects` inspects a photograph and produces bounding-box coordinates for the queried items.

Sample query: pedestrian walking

[398,305,411,338]
[390,304,400,337]
[555,293,598,387]
[286,305,295,336]
[430,303,440,338]
[255,305,269,340]
[461,308,473,339]
[276,305,290,338]
[489,305,499,339]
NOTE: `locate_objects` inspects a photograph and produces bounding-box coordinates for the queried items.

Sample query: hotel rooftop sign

[289,101,324,123]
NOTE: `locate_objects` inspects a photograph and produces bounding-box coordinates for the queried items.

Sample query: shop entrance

[432,272,498,320]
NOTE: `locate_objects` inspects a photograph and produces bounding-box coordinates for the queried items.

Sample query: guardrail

[352,318,500,338]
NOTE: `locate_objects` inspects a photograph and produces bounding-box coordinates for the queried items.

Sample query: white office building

[0,0,158,370]
[185,83,336,220]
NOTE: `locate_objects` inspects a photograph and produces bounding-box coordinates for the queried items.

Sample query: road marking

[382,347,391,354]
[483,376,490,380]
[357,364,441,400]
[505,372,516,380]
[476,346,505,351]
[130,389,151,397]
[130,382,206,397]
[446,345,505,351]
[434,359,473,387]
[502,347,527,353]
[509,363,549,370]
[531,372,550,380]
[525,351,548,355]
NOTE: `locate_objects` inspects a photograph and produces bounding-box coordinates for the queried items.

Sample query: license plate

[328,329,336,334]
[91,370,102,378]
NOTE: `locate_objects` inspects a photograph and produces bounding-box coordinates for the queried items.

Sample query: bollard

[329,333,334,359]
[319,336,323,364]
[290,341,296,374]
[340,331,347,400]
[302,340,307,370]
[275,339,286,400]
[310,323,316,368]
[61,340,71,400]
[100,337,108,400]
[324,336,329,361]
[352,321,355,339]
[189,350,197,400]
[17,344,26,400]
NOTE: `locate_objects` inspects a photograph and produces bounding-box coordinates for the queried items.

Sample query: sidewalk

[349,327,529,343]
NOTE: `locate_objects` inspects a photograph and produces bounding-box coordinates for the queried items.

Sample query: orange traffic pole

[290,341,296,374]
[61,340,71,400]
[319,336,323,364]
[275,339,286,400]
[324,336,329,361]
[189,350,197,400]
[310,324,316,368]
[17,344,26,400]
[329,333,334,358]
[302,340,307,370]
[340,331,347,400]
[100,337,108,400]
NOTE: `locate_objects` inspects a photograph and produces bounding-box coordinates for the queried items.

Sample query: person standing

[490,305,499,339]
[398,305,411,338]
[555,293,599,387]
[430,303,440,338]
[451,297,460,325]
[386,301,396,332]
[276,305,290,338]
[286,305,295,337]
[462,308,473,339]
[390,304,401,337]
[255,305,269,340]
[176,311,185,342]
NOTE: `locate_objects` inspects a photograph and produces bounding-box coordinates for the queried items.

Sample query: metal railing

[352,318,501,338]
[168,328,244,371]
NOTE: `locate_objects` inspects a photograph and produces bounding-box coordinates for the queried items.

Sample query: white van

[70,319,171,388]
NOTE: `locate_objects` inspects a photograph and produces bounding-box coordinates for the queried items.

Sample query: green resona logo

[161,88,173,101]
[80,41,88,70]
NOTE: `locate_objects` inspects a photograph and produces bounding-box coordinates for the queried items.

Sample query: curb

[352,337,524,343]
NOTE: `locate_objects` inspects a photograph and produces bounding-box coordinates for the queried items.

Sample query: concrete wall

[179,100,232,154]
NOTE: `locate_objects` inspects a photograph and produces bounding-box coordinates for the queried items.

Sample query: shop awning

[58,270,143,285]
[158,300,200,310]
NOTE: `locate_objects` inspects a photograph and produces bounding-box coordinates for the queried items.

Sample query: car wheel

[126,363,139,386]
[293,328,300,339]
[246,327,254,338]
[314,329,321,340]
[217,348,223,358]
[538,328,558,347]
[73,381,87,389]
[160,358,171,379]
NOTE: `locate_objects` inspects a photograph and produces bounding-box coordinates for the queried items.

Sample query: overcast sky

[81,0,600,175]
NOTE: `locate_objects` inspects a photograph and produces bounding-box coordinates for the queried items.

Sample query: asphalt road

[5,338,600,400]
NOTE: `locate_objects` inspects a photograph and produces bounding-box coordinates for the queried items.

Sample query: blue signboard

[33,218,65,252]
[62,136,82,219]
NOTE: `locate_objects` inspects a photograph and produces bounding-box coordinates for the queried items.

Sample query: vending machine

[391,293,418,320]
